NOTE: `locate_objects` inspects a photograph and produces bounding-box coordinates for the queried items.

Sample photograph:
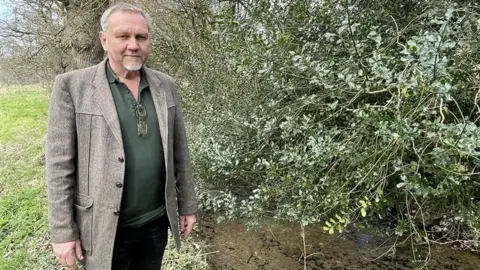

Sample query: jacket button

[113,210,120,215]
[118,157,124,163]
[116,182,123,188]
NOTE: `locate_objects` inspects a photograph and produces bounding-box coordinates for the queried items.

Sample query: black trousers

[111,215,169,270]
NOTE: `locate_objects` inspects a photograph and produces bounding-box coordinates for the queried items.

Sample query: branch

[432,18,450,80]
[438,96,445,123]
[0,19,35,37]
[344,3,369,85]
[0,32,32,38]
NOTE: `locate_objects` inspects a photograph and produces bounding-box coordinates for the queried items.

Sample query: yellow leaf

[361,208,367,217]
[329,227,334,234]
[337,224,343,233]
[360,200,367,208]
[336,214,345,223]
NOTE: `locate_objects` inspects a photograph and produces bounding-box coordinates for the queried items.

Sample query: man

[45,3,197,269]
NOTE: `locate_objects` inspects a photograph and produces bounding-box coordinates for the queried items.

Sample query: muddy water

[197,216,480,270]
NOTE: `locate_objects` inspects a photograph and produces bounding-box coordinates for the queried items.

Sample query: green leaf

[445,8,454,20]
[376,186,383,196]
[329,227,334,235]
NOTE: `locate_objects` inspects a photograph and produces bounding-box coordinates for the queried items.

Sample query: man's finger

[179,216,186,234]
[65,250,78,270]
[182,217,195,239]
[186,219,194,234]
[75,240,84,260]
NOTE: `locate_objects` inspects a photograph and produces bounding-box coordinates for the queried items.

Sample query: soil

[196,216,480,270]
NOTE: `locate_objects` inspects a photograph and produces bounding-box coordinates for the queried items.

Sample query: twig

[344,2,368,84]
[397,86,402,112]
[301,223,307,270]
[424,240,480,252]
[267,225,276,239]
[410,191,431,269]
[410,138,423,174]
[473,87,480,116]
[433,19,450,80]
[162,250,219,263]
[405,192,419,266]
[390,15,400,44]
[438,96,445,123]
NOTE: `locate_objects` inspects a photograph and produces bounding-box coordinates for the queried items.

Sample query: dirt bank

[196,216,480,270]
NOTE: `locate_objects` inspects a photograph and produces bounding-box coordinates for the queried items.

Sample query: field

[0,86,208,269]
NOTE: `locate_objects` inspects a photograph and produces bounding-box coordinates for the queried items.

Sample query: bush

[152,0,480,250]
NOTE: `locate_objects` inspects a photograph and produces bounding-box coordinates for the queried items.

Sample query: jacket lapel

[90,58,124,148]
[88,61,168,154]
[145,69,169,158]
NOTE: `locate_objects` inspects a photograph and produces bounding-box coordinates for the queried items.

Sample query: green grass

[0,86,209,269]
[0,87,53,269]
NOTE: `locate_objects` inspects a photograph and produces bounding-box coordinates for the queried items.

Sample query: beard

[123,63,143,71]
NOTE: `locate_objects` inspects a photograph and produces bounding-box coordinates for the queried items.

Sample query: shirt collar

[106,60,148,87]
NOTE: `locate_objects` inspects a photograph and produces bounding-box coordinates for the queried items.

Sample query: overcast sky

[0,0,11,18]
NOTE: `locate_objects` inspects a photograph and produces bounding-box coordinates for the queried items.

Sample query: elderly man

[46,3,197,269]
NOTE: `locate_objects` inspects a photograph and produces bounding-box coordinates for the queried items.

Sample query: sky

[0,0,12,19]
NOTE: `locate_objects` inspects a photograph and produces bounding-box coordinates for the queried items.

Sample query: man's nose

[127,37,140,50]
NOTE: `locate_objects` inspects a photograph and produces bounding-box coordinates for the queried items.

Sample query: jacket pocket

[74,193,94,255]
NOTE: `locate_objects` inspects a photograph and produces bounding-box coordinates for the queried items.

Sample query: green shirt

[106,61,166,227]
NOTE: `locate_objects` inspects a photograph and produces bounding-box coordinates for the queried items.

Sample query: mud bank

[196,216,479,270]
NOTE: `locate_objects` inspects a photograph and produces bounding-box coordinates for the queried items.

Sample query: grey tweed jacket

[45,58,197,269]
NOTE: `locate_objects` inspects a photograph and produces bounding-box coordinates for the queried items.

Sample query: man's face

[99,11,150,71]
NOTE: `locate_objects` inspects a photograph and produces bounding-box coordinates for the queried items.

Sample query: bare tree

[0,0,110,85]
[0,0,226,85]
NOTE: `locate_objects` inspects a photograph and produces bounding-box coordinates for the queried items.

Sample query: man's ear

[99,32,107,51]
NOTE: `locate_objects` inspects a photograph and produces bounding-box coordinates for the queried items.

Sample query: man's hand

[53,240,83,269]
[179,214,196,239]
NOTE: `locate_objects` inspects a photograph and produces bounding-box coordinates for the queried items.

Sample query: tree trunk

[61,0,110,70]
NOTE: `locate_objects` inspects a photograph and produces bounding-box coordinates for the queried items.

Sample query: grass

[0,85,209,269]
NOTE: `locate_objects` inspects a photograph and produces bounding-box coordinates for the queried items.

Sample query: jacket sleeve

[45,74,79,243]
[171,83,198,215]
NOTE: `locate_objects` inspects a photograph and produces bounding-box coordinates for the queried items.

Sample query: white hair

[100,3,152,32]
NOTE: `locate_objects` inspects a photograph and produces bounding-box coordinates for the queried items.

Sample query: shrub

[153,0,480,250]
